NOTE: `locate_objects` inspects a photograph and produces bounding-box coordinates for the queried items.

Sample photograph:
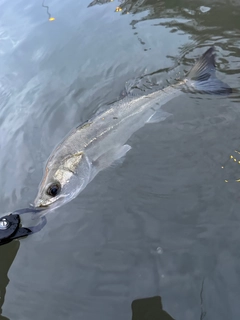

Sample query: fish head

[34,151,91,210]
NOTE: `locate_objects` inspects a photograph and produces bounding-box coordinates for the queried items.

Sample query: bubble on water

[199,6,211,13]
[156,247,163,254]
[183,8,195,15]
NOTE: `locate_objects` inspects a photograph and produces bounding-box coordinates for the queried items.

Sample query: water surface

[0,0,240,319]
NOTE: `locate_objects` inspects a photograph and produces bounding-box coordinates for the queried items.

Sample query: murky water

[0,0,240,319]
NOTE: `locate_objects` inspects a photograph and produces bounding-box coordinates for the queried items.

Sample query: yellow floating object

[230,155,234,159]
[115,6,122,11]
[224,180,228,182]
[49,17,55,21]
[221,166,224,169]
[234,158,237,162]
[236,179,240,182]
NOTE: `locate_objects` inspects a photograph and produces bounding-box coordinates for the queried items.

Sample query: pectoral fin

[92,145,132,174]
[147,110,172,124]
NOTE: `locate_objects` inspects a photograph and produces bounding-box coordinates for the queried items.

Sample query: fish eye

[46,182,61,197]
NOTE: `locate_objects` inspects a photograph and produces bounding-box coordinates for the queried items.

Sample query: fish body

[59,83,182,171]
[34,47,231,210]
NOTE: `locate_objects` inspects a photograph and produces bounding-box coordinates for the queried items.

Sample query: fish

[34,47,231,210]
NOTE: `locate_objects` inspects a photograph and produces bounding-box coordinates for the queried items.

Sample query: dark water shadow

[132,296,175,320]
[0,241,20,320]
[131,279,206,320]
[88,0,113,7]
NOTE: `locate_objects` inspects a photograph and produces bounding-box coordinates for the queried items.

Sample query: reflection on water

[221,149,240,183]
[0,0,240,319]
[42,0,55,21]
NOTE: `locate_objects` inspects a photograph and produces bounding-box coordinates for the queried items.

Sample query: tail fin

[185,47,232,95]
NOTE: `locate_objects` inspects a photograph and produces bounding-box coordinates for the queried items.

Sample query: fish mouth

[33,199,51,209]
[38,204,49,208]
[33,195,64,209]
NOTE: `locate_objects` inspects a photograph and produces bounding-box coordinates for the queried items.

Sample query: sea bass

[34,47,231,210]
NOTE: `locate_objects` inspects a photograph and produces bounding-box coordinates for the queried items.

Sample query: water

[0,0,240,319]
